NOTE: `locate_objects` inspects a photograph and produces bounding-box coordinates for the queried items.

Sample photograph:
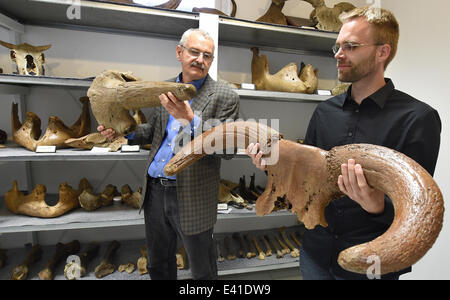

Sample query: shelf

[236,89,331,103]
[0,0,337,56]
[0,74,92,90]
[0,195,297,234]
[0,144,151,162]
[0,226,303,280]
[0,0,199,38]
[218,16,337,56]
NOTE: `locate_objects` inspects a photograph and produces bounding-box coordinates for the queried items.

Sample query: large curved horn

[164,121,444,275]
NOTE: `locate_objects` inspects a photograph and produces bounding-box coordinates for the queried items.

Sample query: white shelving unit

[0,0,336,279]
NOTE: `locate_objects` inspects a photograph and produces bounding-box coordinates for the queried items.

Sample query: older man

[100,28,239,279]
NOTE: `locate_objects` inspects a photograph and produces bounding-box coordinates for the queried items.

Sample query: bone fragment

[118,263,135,274]
[176,246,188,269]
[11,244,43,280]
[252,236,265,260]
[64,241,100,280]
[94,240,120,278]
[39,240,80,280]
[243,234,257,259]
[216,240,225,262]
[137,246,148,275]
[261,236,273,257]
[232,232,247,258]
[280,227,299,258]
[275,234,290,255]
[268,235,284,258]
[290,232,302,248]
[224,236,236,261]
[121,185,141,209]
[79,184,118,211]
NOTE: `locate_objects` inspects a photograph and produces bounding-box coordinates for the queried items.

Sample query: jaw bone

[251,48,319,94]
[11,97,90,152]
[163,121,444,275]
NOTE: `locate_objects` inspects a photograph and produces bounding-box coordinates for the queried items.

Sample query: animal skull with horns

[0,40,51,76]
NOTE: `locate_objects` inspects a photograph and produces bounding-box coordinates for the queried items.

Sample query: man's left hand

[338,159,385,214]
[160,92,194,126]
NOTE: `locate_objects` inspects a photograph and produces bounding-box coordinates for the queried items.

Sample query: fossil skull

[0,40,51,76]
[87,70,196,135]
[303,0,356,32]
[164,121,444,275]
[251,48,318,94]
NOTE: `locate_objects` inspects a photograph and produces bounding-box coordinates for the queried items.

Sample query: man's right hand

[246,143,267,171]
[97,125,116,141]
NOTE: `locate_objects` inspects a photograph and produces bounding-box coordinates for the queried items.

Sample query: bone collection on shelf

[0,226,302,280]
[103,0,355,32]
[4,177,141,218]
[216,227,304,263]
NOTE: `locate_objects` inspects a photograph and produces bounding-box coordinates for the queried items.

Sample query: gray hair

[178,28,214,47]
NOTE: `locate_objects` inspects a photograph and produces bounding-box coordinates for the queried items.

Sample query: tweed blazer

[132,75,240,235]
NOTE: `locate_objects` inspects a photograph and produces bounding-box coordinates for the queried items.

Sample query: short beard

[338,51,377,82]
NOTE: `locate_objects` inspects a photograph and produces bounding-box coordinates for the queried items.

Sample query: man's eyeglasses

[180,45,214,62]
[332,42,382,54]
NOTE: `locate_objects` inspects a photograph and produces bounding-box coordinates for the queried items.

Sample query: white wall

[382,0,450,280]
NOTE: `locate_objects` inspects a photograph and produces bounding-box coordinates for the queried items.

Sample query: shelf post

[199,13,219,81]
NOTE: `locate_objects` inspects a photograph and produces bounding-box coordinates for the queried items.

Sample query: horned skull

[0,40,51,76]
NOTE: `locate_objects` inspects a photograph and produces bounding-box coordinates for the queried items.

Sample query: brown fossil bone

[64,241,100,280]
[38,240,81,280]
[252,236,265,260]
[290,231,302,249]
[5,178,91,218]
[87,70,196,136]
[95,240,121,278]
[232,232,247,259]
[251,48,318,94]
[243,234,257,259]
[268,235,284,258]
[303,0,356,32]
[280,227,300,258]
[118,262,135,274]
[137,246,148,275]
[224,236,236,260]
[257,0,288,25]
[65,133,128,152]
[0,40,51,76]
[121,184,142,209]
[261,235,273,257]
[79,184,118,211]
[11,97,90,152]
[193,0,236,17]
[274,233,291,255]
[176,246,188,269]
[216,240,225,262]
[11,244,43,280]
[163,121,444,275]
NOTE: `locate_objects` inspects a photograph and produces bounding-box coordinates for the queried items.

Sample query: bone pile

[215,226,304,264]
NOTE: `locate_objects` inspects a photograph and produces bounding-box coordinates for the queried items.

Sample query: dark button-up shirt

[302,78,441,278]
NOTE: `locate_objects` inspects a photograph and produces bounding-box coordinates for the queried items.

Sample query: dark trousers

[143,178,218,280]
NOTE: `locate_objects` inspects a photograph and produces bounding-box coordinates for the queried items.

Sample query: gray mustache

[190,62,205,70]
